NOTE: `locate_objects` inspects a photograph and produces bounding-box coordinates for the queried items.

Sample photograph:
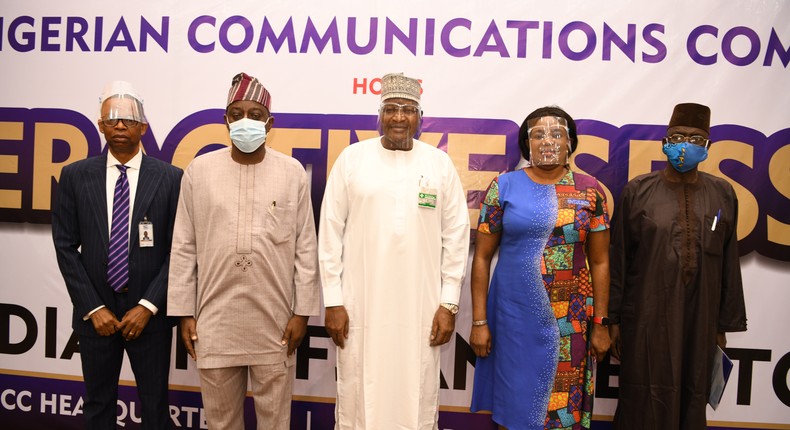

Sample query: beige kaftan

[168,147,320,369]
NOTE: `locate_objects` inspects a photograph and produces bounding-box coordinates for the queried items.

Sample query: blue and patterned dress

[470,169,609,430]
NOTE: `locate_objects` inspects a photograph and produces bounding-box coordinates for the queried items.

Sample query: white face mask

[228,117,269,153]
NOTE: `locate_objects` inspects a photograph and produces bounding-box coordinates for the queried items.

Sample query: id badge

[418,175,437,209]
[139,219,154,247]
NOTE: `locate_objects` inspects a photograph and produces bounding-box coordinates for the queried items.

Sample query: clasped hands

[90,305,152,341]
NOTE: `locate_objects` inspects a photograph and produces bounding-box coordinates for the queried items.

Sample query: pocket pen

[711,208,721,231]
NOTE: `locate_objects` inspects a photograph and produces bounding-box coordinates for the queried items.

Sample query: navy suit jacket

[52,153,183,335]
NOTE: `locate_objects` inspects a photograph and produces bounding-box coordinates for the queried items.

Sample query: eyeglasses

[380,103,421,117]
[664,134,710,147]
[528,127,569,141]
[101,118,141,128]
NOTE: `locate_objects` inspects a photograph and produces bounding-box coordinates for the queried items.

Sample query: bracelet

[472,320,488,326]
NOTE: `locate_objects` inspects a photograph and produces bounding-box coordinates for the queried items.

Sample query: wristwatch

[440,303,459,315]
[592,316,610,326]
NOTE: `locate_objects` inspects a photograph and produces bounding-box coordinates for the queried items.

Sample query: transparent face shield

[99,94,146,126]
[526,116,571,166]
[376,101,423,148]
[98,81,147,126]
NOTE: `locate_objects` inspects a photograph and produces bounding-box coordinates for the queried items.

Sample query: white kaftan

[319,138,470,430]
[168,147,320,369]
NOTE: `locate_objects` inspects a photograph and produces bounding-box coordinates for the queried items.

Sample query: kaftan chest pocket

[703,215,725,256]
[265,206,295,244]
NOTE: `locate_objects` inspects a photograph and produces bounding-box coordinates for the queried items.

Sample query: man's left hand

[430,306,455,346]
[589,323,611,362]
[282,315,309,356]
[716,332,727,349]
[117,305,153,341]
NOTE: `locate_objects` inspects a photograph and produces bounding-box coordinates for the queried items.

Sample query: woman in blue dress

[470,106,611,430]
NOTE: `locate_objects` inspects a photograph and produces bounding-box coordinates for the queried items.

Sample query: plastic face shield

[100,94,146,125]
[376,101,423,140]
[98,81,146,124]
[527,116,570,166]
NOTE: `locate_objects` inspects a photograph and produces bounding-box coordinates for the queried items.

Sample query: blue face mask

[228,117,269,153]
[662,142,708,173]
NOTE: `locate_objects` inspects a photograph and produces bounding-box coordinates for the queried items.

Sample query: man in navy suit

[52,81,182,429]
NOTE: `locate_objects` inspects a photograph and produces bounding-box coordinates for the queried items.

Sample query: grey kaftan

[168,147,320,369]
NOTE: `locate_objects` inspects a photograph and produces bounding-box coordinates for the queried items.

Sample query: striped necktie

[108,164,130,292]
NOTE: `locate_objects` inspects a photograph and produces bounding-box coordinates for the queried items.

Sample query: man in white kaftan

[319,73,470,430]
[168,73,320,430]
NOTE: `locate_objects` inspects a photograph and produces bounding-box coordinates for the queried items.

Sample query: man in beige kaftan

[319,73,471,429]
[168,73,320,430]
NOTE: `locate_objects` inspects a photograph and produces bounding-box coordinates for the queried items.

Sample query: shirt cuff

[440,283,461,305]
[323,284,344,308]
[139,299,158,315]
[84,305,105,320]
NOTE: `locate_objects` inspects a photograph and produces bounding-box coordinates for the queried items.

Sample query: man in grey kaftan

[168,73,320,430]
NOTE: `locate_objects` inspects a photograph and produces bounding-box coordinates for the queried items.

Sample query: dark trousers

[78,298,173,429]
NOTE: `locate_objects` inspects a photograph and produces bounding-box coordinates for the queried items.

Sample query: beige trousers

[198,362,294,430]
